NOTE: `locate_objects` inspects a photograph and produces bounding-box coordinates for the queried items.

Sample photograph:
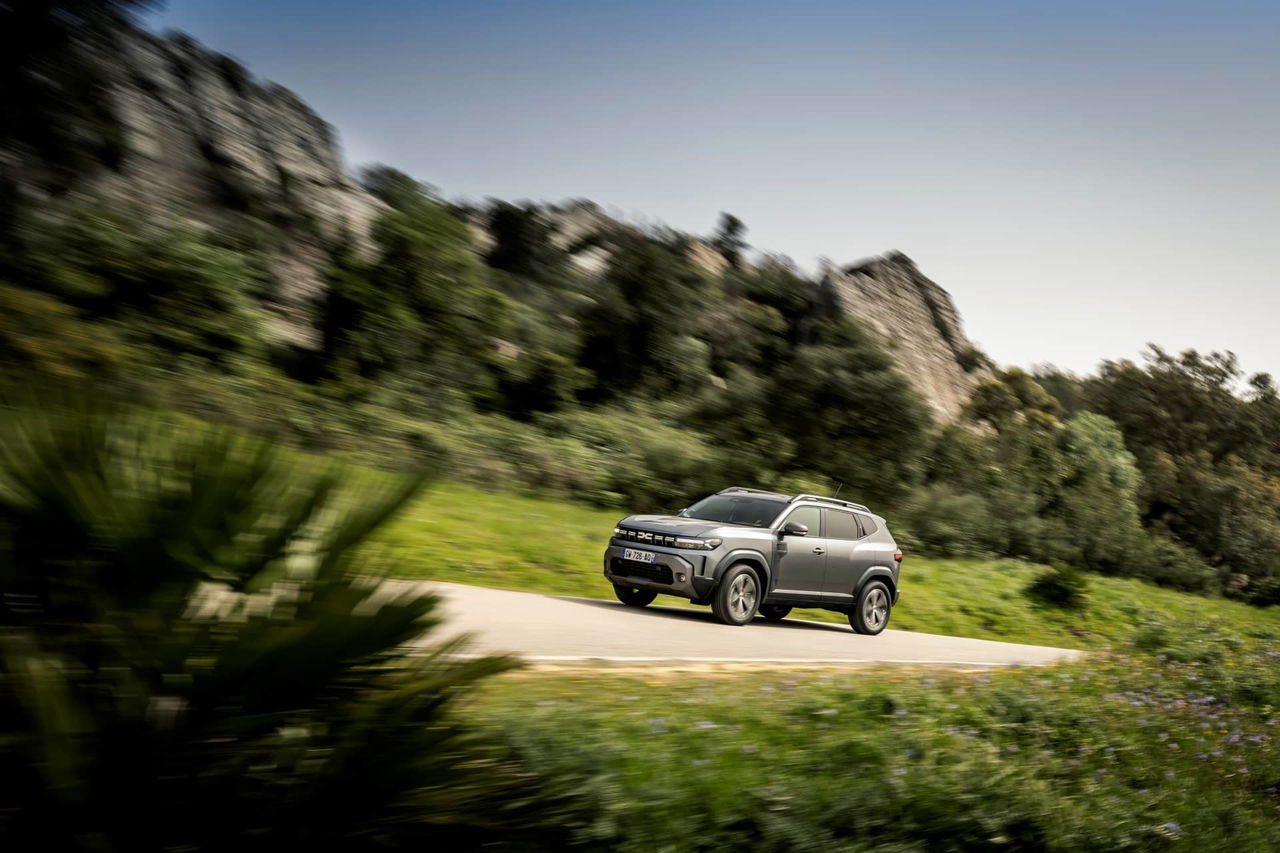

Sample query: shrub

[0,396,565,850]
[1024,564,1090,611]
[898,484,995,558]
[1245,575,1280,608]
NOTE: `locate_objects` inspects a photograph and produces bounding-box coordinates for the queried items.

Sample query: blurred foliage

[0,0,153,242]
[479,630,1280,851]
[1025,564,1090,611]
[0,397,568,850]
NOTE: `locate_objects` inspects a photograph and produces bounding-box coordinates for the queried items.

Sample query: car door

[772,505,828,594]
[822,509,880,596]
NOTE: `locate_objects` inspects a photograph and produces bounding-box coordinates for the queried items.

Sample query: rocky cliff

[826,253,985,421]
[83,27,385,344]
[43,26,984,418]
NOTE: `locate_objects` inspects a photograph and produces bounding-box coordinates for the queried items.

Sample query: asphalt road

[428,582,1083,667]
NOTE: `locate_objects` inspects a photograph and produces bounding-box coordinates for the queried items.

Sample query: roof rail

[790,493,871,513]
[717,486,787,497]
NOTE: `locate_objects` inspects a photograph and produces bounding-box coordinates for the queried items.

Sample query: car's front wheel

[850,580,891,635]
[712,564,761,626]
[614,584,657,607]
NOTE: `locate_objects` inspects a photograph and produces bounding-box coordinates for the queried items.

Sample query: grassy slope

[372,482,1280,650]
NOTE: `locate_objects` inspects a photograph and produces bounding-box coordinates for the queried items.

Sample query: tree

[711,212,748,270]
[577,231,709,398]
[484,201,568,283]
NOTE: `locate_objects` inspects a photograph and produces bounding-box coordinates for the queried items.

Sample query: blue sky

[154,1,1280,376]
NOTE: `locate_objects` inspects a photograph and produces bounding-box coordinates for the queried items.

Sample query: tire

[614,584,657,607]
[850,580,892,635]
[760,604,792,622]
[712,564,761,626]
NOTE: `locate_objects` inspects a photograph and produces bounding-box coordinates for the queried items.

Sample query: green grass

[372,482,1280,650]
[472,632,1280,851]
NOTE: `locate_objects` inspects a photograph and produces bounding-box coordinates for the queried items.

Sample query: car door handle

[812,547,826,555]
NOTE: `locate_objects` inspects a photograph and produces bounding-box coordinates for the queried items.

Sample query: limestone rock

[825,252,986,421]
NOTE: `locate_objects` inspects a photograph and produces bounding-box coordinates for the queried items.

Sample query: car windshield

[683,494,787,528]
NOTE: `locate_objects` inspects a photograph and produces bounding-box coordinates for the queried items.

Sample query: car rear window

[857,514,878,536]
[825,510,862,540]
[684,495,787,527]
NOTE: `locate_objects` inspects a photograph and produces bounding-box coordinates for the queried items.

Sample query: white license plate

[623,548,657,564]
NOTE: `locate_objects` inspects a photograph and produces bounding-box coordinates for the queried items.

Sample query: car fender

[855,566,897,598]
[711,549,772,588]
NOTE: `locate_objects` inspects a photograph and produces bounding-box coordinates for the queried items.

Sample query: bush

[898,484,995,558]
[0,396,566,850]
[1245,575,1280,608]
[1024,564,1090,610]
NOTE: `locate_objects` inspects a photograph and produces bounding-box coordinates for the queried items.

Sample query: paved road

[427,583,1083,667]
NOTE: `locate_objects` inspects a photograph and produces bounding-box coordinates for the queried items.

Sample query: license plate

[623,548,657,564]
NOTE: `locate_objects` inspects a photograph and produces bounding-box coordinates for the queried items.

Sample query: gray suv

[602,487,903,634]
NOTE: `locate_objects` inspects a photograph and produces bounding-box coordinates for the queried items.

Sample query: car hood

[621,515,750,537]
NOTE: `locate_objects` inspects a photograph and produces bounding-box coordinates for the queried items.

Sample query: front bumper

[602,543,717,600]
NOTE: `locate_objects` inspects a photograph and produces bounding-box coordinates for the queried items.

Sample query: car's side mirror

[676,508,690,517]
[781,521,809,537]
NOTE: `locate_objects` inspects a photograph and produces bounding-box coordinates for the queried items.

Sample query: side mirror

[781,521,809,537]
[676,508,690,517]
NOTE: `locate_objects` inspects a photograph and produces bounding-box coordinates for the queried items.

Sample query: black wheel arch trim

[857,568,897,600]
[712,550,771,589]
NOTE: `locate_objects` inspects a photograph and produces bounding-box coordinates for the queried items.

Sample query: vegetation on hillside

[5,169,1279,603]
[3,3,1279,609]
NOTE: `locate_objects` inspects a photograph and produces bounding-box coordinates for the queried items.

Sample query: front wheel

[850,580,891,635]
[712,564,761,626]
[614,584,657,607]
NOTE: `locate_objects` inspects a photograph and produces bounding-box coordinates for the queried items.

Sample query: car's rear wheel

[850,580,891,635]
[760,604,792,622]
[712,564,761,626]
[614,584,657,607]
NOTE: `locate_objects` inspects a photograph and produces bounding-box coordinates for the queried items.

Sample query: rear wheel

[760,604,792,622]
[614,584,657,607]
[712,564,761,626]
[850,580,891,635]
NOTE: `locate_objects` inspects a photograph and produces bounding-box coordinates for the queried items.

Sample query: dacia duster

[603,487,903,634]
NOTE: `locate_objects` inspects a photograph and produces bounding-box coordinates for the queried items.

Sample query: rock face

[88,28,386,344]
[46,25,983,418]
[826,253,984,421]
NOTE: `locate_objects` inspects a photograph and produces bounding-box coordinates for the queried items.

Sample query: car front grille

[616,528,680,547]
[611,558,674,585]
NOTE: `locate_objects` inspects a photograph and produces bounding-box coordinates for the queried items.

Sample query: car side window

[825,509,862,540]
[857,514,878,536]
[782,506,822,536]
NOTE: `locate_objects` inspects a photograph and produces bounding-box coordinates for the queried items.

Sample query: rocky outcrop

[85,28,385,345]
[825,252,985,421]
[37,25,983,417]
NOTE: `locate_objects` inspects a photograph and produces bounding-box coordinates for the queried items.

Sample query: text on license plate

[623,548,657,564]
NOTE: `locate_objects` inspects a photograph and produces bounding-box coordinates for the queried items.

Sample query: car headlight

[675,536,722,550]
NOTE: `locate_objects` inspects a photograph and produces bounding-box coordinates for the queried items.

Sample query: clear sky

[153,1,1279,377]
